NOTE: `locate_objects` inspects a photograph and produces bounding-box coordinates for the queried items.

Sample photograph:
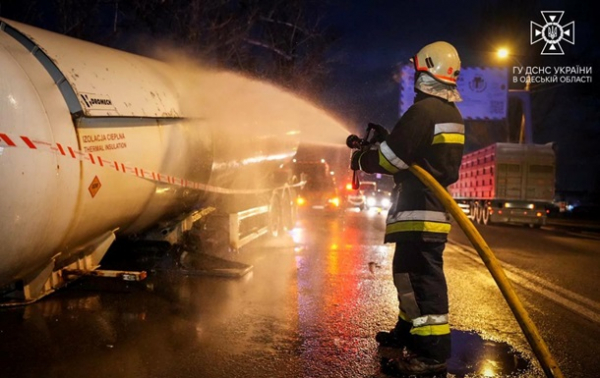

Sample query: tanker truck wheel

[269,192,284,238]
[281,188,297,232]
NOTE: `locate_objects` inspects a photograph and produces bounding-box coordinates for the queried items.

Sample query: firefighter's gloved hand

[350,150,363,171]
[368,123,389,143]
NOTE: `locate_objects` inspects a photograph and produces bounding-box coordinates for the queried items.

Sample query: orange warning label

[88,176,101,198]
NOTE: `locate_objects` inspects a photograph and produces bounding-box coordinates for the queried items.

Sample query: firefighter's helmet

[412,41,461,85]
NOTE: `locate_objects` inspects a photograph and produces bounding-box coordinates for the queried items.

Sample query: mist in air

[157,50,351,148]
[141,47,353,201]
[137,50,342,317]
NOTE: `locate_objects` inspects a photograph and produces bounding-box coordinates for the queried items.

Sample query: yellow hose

[409,164,564,378]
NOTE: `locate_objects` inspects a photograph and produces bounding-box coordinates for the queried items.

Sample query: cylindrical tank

[0,18,302,290]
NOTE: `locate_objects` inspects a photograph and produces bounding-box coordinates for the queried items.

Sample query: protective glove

[350,150,364,171]
[368,122,389,143]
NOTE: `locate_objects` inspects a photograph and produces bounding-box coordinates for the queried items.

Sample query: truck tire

[475,204,483,224]
[269,192,284,238]
[481,206,490,225]
[281,188,297,231]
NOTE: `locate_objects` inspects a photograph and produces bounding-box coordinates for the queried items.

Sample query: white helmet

[412,41,461,86]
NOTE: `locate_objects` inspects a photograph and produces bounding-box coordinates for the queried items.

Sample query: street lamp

[496,47,532,144]
[496,47,530,91]
[497,47,509,59]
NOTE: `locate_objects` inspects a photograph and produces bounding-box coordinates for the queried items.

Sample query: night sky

[1,0,599,195]
[320,0,478,129]
[316,0,599,196]
[319,1,596,124]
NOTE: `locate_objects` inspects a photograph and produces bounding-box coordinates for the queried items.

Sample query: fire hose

[347,126,564,378]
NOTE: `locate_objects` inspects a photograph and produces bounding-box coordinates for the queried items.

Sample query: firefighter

[351,41,464,375]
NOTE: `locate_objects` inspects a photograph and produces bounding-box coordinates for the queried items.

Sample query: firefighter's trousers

[392,241,451,361]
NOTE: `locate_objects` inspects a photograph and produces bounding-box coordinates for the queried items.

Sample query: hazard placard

[88,176,101,198]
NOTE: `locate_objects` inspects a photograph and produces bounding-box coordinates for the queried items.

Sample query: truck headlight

[381,198,391,208]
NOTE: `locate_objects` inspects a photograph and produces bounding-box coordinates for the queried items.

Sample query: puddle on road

[448,330,531,377]
[380,330,532,377]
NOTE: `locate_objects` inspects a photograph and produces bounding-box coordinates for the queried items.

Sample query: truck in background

[344,180,392,212]
[449,143,556,228]
[345,181,374,210]
[293,160,341,212]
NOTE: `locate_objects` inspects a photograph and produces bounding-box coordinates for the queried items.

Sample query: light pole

[497,48,532,144]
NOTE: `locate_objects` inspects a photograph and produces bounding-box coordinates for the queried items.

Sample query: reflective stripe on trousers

[394,273,450,337]
[410,314,450,336]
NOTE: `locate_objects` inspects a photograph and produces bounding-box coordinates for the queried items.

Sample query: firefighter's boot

[383,350,447,377]
[376,319,412,360]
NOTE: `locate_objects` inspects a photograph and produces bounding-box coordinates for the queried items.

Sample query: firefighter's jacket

[358,91,464,243]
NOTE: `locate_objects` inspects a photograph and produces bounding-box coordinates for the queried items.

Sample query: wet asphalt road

[0,209,598,378]
[448,221,600,378]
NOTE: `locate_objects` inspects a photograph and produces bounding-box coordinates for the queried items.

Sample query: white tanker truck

[0,18,345,304]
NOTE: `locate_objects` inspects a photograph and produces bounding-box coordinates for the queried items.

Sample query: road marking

[448,242,600,325]
[542,225,600,240]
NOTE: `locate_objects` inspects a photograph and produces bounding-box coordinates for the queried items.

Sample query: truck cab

[293,160,341,212]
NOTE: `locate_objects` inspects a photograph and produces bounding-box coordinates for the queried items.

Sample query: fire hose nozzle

[346,134,363,149]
